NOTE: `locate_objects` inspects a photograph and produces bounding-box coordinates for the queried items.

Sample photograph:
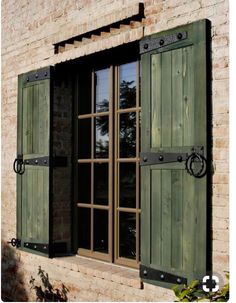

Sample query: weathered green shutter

[140,20,210,287]
[16,67,53,257]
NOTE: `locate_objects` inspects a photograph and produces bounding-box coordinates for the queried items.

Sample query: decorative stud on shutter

[140,19,211,287]
[15,66,54,257]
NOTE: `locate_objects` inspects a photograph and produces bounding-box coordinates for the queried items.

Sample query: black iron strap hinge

[140,264,187,285]
[140,31,187,54]
[24,242,49,254]
[13,155,68,174]
[24,156,50,166]
[8,238,21,248]
[24,66,51,84]
[24,156,67,167]
[140,146,204,166]
[140,147,207,178]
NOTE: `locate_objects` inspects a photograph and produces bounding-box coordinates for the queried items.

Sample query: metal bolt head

[159,155,164,161]
[177,32,183,40]
[35,73,38,78]
[177,278,182,284]
[143,270,148,276]
[26,77,29,82]
[143,156,148,162]
[35,160,38,164]
[44,72,48,76]
[177,156,183,162]
[160,274,165,280]
[44,159,47,164]
[144,43,149,50]
[159,39,164,46]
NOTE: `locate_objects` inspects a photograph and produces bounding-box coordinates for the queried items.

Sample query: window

[16,20,209,288]
[76,60,140,267]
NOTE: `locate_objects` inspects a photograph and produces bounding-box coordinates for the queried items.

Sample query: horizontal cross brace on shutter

[140,146,204,166]
[140,265,187,285]
[24,156,50,166]
[140,31,187,54]
[23,156,67,167]
[23,67,51,84]
[24,242,49,254]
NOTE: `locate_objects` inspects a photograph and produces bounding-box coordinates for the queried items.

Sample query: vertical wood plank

[172,49,183,147]
[182,172,196,273]
[141,53,151,153]
[171,170,183,270]
[39,81,50,155]
[22,87,28,155]
[183,46,194,146]
[161,170,172,267]
[21,170,27,239]
[33,84,39,153]
[161,52,172,148]
[151,54,162,149]
[141,52,151,266]
[151,169,162,266]
[27,86,33,154]
[141,166,151,265]
[26,168,33,239]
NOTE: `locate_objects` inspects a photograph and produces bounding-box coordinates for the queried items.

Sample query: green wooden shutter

[140,20,211,287]
[16,67,53,257]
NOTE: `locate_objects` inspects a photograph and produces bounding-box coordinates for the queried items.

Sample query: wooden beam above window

[53,3,144,54]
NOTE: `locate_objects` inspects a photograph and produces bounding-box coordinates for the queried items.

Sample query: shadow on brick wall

[30,266,69,302]
[1,240,28,301]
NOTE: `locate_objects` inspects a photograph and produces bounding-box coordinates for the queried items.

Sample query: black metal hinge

[140,31,187,54]
[140,146,204,166]
[8,238,21,248]
[24,66,51,84]
[24,242,49,254]
[140,264,187,285]
[24,156,50,166]
[23,156,67,167]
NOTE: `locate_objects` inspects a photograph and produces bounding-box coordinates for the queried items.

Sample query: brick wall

[1,0,229,301]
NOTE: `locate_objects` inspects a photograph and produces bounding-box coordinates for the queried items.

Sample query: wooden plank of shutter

[140,19,211,287]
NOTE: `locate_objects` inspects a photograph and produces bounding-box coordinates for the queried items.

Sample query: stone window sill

[52,255,142,289]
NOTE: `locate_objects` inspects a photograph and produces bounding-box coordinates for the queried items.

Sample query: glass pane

[94,209,108,253]
[95,68,109,113]
[78,208,91,249]
[78,164,91,204]
[119,212,136,259]
[94,163,109,205]
[119,163,136,208]
[120,112,136,158]
[95,116,109,158]
[119,62,136,109]
[78,71,92,115]
[78,118,91,159]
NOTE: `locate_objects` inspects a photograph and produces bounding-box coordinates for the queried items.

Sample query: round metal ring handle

[13,158,25,175]
[185,152,207,178]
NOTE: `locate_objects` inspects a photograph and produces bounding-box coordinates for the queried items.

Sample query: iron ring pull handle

[185,152,207,178]
[13,157,25,175]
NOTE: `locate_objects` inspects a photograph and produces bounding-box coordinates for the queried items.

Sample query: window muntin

[77,61,140,267]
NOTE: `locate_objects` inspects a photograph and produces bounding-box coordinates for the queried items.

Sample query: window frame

[73,53,141,268]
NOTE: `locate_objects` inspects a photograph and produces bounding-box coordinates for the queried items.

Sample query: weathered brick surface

[1,0,229,301]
